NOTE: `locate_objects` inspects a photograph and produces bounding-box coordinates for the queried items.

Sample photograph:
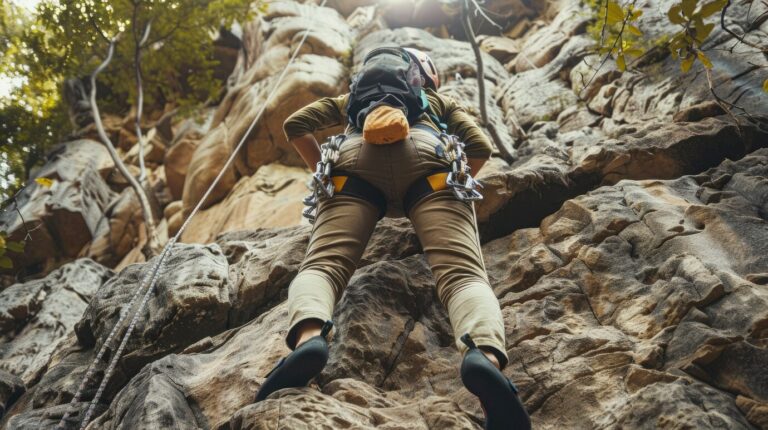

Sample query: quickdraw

[302,134,345,223]
[439,132,483,202]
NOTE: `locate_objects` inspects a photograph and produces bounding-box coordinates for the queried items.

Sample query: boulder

[82,189,143,268]
[164,135,201,201]
[182,2,352,213]
[0,370,24,418]
[0,259,113,385]
[0,141,115,276]
[181,164,309,244]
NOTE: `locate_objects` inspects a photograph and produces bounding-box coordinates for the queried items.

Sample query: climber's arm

[468,157,487,175]
[430,91,493,175]
[291,134,322,169]
[283,94,348,169]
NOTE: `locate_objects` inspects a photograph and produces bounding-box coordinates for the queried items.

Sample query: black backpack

[347,47,431,130]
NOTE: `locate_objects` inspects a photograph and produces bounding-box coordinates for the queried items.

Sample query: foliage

[584,0,768,104]
[586,0,645,71]
[585,0,731,73]
[1,0,256,199]
[666,0,727,71]
[0,230,25,269]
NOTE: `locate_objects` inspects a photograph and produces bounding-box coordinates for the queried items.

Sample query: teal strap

[420,89,448,131]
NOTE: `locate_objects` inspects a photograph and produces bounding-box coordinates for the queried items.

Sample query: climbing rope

[56,1,328,428]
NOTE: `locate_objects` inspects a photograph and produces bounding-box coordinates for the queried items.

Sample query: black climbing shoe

[255,320,333,402]
[460,334,531,430]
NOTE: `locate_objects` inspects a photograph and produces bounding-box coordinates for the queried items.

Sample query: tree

[1,0,254,199]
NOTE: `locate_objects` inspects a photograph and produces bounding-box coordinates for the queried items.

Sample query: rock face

[5,149,767,430]
[182,1,353,214]
[0,259,113,385]
[180,164,309,244]
[2,0,768,428]
[0,141,115,276]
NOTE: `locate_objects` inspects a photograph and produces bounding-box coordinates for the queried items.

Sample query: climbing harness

[57,1,329,428]
[403,127,484,215]
[302,134,387,223]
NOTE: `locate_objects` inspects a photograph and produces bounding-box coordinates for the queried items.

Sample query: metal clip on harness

[440,132,483,201]
[302,134,345,223]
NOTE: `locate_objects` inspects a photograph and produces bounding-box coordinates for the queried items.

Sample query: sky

[9,0,43,12]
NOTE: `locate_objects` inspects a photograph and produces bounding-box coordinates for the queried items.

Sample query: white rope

[57,2,327,428]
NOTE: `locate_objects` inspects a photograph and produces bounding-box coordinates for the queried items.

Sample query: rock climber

[255,46,531,430]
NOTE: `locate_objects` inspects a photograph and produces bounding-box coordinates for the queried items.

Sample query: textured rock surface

[0,370,24,418]
[0,259,113,385]
[181,164,309,244]
[4,150,766,429]
[182,1,352,214]
[2,0,768,428]
[0,140,115,275]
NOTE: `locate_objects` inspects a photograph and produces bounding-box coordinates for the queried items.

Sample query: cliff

[1,0,767,428]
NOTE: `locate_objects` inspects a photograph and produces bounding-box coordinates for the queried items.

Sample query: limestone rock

[181,164,309,244]
[513,1,591,73]
[0,141,115,276]
[81,189,143,268]
[479,35,520,64]
[164,135,201,201]
[0,370,24,419]
[0,259,113,385]
[75,244,232,377]
[182,2,352,213]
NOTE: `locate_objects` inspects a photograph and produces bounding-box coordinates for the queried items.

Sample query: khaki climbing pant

[286,127,509,368]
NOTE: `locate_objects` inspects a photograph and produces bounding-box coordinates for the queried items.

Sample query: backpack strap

[422,91,447,132]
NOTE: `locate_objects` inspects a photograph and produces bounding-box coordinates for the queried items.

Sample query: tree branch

[133,4,152,183]
[720,0,767,52]
[90,37,161,258]
[461,0,516,162]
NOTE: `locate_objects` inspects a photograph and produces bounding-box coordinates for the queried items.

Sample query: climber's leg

[408,190,530,430]
[256,194,378,402]
[286,194,379,349]
[408,190,507,367]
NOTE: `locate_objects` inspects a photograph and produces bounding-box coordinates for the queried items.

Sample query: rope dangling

[57,1,329,428]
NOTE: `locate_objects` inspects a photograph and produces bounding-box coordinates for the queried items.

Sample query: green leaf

[682,0,698,17]
[0,256,12,269]
[628,25,643,36]
[681,54,696,72]
[6,241,25,253]
[762,78,768,93]
[617,54,627,71]
[698,0,727,18]
[668,5,686,24]
[630,9,643,20]
[606,1,625,25]
[695,23,716,42]
[669,34,687,52]
[696,51,713,68]
[624,47,644,57]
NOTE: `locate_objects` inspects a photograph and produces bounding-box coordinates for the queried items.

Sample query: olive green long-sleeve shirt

[283,89,493,159]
